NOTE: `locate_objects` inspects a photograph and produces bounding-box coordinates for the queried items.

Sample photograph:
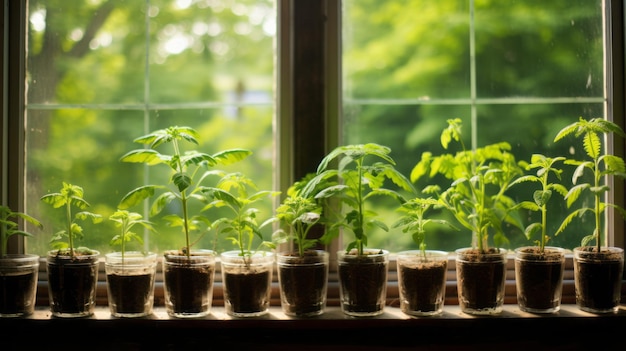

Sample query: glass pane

[148,0,275,104]
[475,0,604,98]
[24,0,276,257]
[27,0,147,105]
[343,0,471,100]
[342,0,605,253]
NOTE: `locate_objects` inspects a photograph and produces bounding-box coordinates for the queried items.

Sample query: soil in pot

[397,251,448,316]
[221,251,274,317]
[455,247,507,315]
[515,246,565,313]
[574,246,624,313]
[338,249,389,317]
[163,251,216,318]
[223,269,272,315]
[106,252,157,317]
[107,274,153,313]
[0,255,39,317]
[277,250,329,317]
[47,250,99,318]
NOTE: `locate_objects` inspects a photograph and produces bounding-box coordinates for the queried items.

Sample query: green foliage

[40,182,103,257]
[108,210,155,262]
[511,154,568,251]
[118,126,252,259]
[554,117,626,250]
[202,171,279,258]
[302,143,415,256]
[273,174,324,257]
[0,206,43,257]
[391,195,458,257]
[411,118,524,253]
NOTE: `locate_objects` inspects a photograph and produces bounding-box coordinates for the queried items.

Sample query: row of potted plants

[0,118,624,319]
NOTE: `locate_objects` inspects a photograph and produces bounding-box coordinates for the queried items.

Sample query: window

[341,0,623,253]
[2,0,624,305]
[22,0,277,256]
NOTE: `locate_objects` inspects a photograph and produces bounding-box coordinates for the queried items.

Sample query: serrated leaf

[118,185,160,209]
[119,149,167,166]
[212,149,252,165]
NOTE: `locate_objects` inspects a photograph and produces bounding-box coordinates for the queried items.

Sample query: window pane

[475,0,604,98]
[343,0,470,100]
[24,0,276,256]
[342,0,605,253]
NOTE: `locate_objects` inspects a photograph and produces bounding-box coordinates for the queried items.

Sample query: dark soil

[107,273,154,315]
[0,270,38,315]
[398,259,447,314]
[575,247,624,312]
[223,268,272,315]
[278,252,328,316]
[515,247,564,312]
[338,255,388,315]
[456,248,506,312]
[164,263,214,315]
[47,255,98,316]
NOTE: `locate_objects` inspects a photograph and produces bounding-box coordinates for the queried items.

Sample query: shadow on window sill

[3,305,625,350]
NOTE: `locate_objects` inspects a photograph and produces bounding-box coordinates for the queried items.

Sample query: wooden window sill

[3,305,625,349]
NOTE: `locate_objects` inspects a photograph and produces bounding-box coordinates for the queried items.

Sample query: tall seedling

[118,126,251,259]
[411,119,524,253]
[554,117,626,250]
[303,143,415,256]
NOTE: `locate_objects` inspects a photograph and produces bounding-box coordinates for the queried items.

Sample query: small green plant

[302,143,415,256]
[40,182,103,257]
[202,171,280,259]
[510,154,568,252]
[411,118,524,253]
[391,194,458,257]
[554,117,626,250]
[108,210,155,263]
[273,174,324,257]
[118,126,252,259]
[0,206,43,258]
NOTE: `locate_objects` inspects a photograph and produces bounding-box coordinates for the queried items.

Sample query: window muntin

[24,0,276,256]
[342,0,607,253]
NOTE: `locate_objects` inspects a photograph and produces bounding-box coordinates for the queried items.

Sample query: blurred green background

[23,0,605,256]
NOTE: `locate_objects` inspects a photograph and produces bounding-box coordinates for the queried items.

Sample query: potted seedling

[554,116,626,313]
[411,119,524,315]
[391,194,457,316]
[0,206,42,317]
[273,174,328,317]
[202,171,279,317]
[105,210,157,317]
[41,182,103,317]
[118,126,251,318]
[510,154,569,313]
[302,143,415,317]
[119,125,252,318]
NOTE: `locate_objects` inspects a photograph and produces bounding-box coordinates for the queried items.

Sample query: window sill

[4,304,625,349]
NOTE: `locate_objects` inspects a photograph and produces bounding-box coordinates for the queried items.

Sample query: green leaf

[40,193,66,208]
[75,211,103,223]
[564,183,589,208]
[181,151,217,167]
[118,185,160,209]
[212,149,253,165]
[172,172,192,192]
[150,192,177,217]
[524,222,542,240]
[120,149,168,166]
